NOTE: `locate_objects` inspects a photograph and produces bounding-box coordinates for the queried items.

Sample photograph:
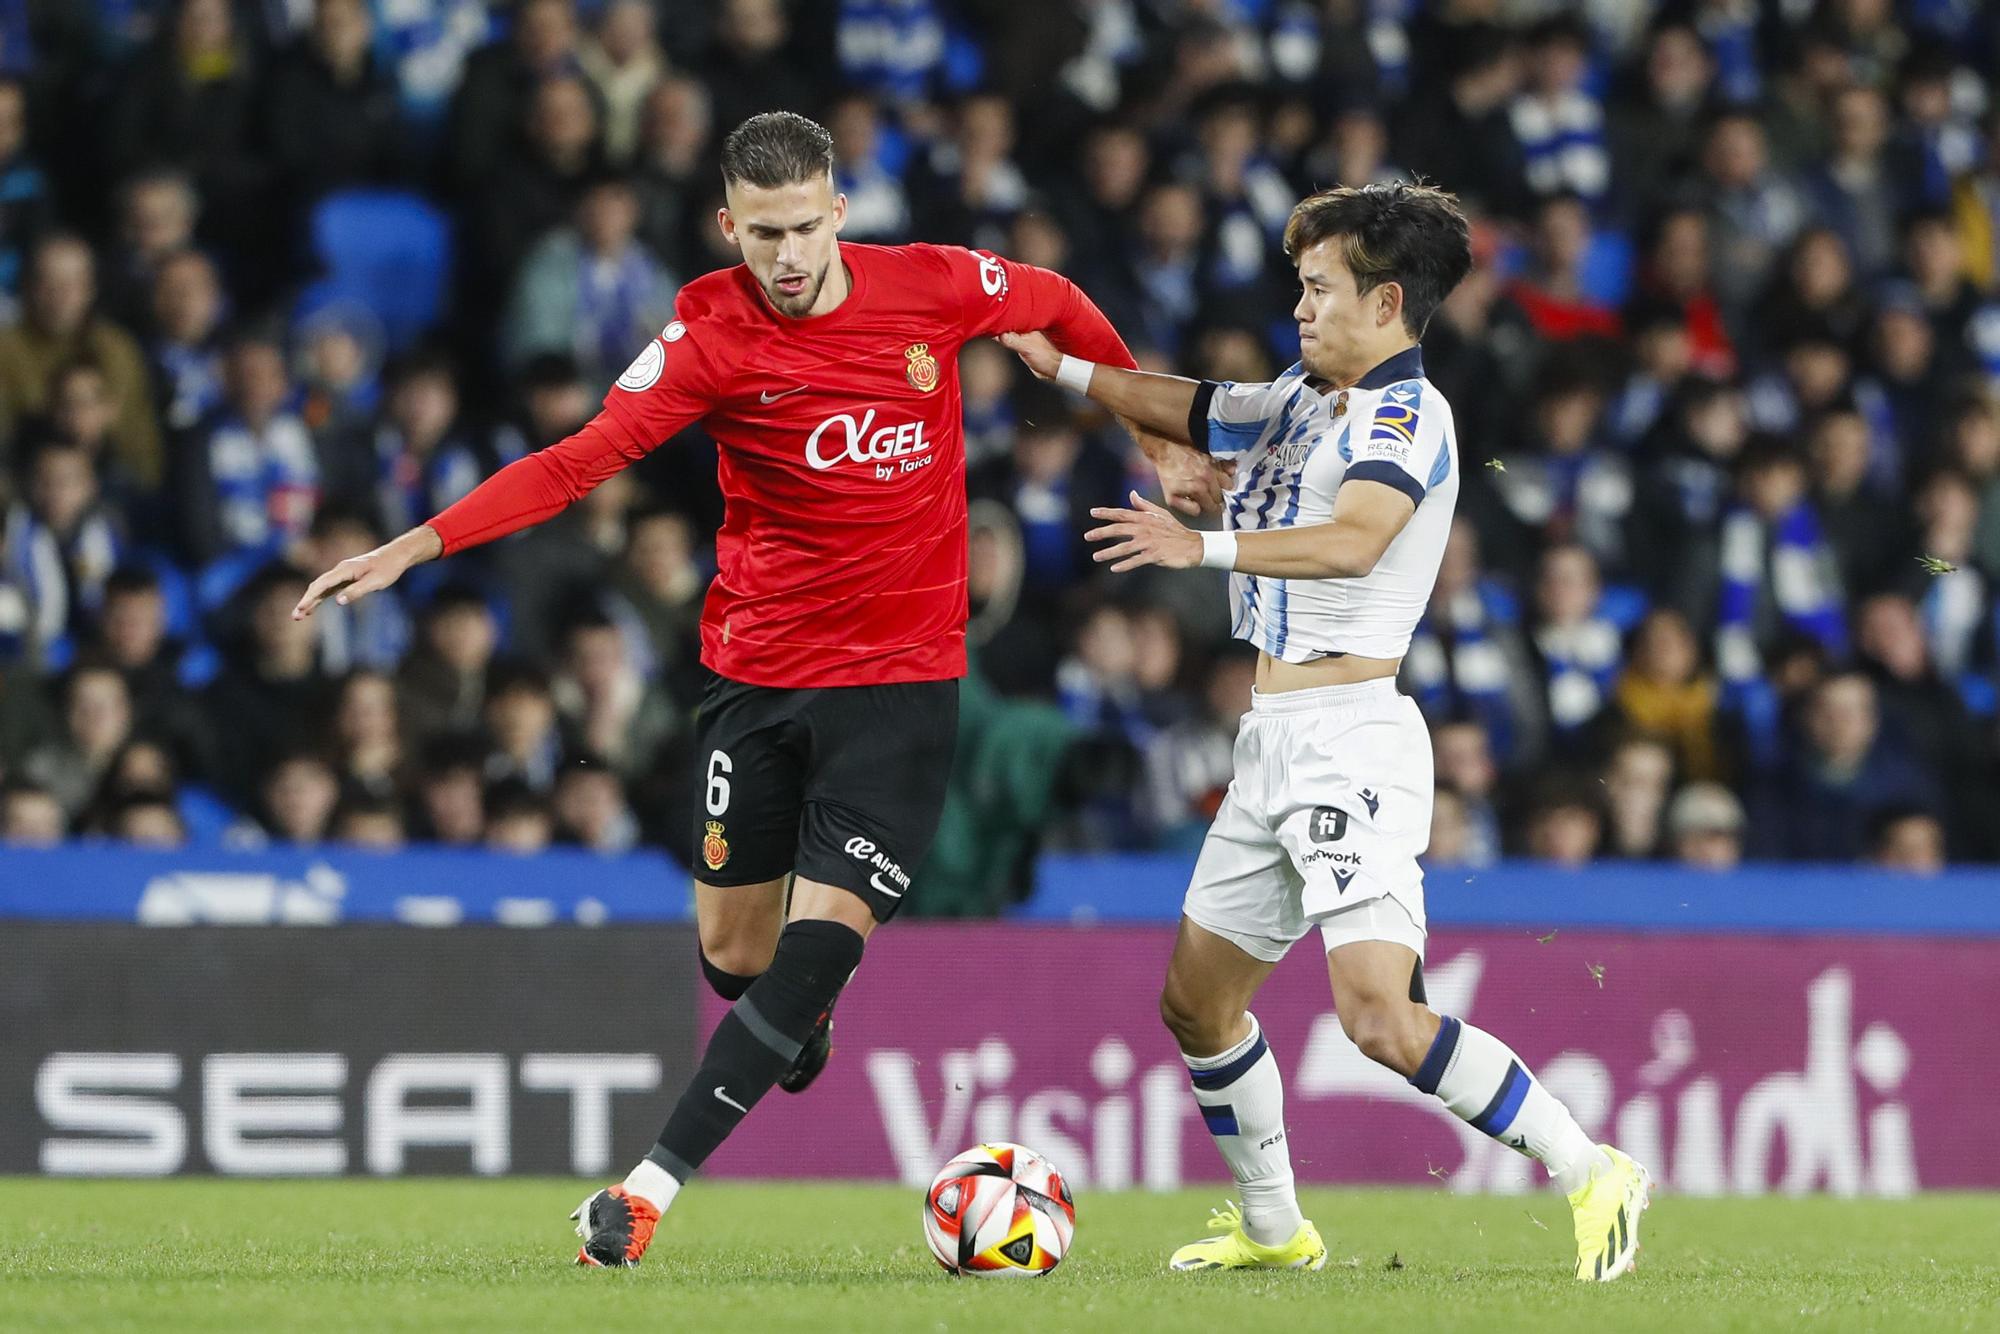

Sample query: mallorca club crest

[702,820,730,871]
[905,343,939,394]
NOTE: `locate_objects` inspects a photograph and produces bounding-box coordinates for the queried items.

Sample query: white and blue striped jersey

[1191,345,1458,661]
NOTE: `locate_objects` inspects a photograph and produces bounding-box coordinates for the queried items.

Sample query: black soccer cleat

[571,1185,660,1267]
[778,1008,833,1094]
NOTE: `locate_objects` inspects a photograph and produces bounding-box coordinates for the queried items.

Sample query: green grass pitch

[3,1180,1996,1333]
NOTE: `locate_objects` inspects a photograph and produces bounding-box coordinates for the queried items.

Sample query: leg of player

[1325,937,1653,1281]
[694,876,833,1093]
[694,877,785,999]
[1159,918,1326,1272]
[574,878,874,1267]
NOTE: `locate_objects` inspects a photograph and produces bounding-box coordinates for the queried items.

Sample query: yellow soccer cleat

[1568,1145,1653,1282]
[1168,1201,1327,1272]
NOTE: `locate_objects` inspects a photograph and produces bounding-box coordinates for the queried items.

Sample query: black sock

[699,947,759,1001]
[648,919,865,1181]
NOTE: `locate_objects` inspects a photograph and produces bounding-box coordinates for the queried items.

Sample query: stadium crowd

[0,0,1998,909]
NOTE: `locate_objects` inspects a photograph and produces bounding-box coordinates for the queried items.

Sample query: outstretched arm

[1000,329,1200,445]
[1087,481,1417,579]
[293,411,651,618]
[297,312,723,619]
[945,248,1225,514]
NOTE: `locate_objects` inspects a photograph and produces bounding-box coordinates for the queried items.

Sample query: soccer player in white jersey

[1004,183,1652,1281]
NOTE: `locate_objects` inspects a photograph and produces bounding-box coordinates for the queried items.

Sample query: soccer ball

[922,1142,1076,1277]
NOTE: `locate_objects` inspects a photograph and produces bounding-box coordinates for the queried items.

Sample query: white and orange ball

[923,1142,1076,1277]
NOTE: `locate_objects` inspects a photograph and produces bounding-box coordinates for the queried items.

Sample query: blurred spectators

[1431,717,1501,868]
[0,0,1992,882]
[0,236,160,492]
[265,0,407,232]
[504,174,677,384]
[22,664,133,817]
[1141,646,1253,851]
[1667,780,1746,870]
[1522,777,1603,867]
[176,326,318,564]
[1754,671,1940,861]
[1868,805,1947,874]
[0,780,64,846]
[1613,607,1723,782]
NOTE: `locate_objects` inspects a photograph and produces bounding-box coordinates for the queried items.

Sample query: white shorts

[1182,678,1433,964]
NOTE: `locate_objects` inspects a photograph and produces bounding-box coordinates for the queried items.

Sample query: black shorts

[690,671,959,921]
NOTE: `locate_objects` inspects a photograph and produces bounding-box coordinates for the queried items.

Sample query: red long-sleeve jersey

[427,242,1136,688]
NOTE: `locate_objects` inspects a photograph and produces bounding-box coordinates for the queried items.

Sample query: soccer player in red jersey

[293,111,1217,1266]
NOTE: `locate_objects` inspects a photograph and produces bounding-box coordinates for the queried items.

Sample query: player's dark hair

[720,111,835,190]
[1282,182,1472,337]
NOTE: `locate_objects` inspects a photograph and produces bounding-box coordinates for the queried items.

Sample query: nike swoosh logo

[759,386,807,404]
[713,1086,748,1113]
[869,872,904,898]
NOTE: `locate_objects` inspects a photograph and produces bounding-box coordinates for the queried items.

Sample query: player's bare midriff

[1256,648,1400,693]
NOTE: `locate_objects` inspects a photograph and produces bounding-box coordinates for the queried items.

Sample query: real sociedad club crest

[905,343,939,393]
[702,820,730,871]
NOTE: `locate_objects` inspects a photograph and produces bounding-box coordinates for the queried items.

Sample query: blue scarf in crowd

[1404,582,1525,763]
[1535,615,1623,737]
[1714,500,1846,684]
[0,502,122,657]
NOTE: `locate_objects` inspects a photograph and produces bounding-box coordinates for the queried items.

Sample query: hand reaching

[998,329,1062,379]
[293,527,440,619]
[1086,491,1205,573]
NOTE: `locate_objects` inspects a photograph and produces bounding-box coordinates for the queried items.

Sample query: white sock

[1408,1015,1609,1194]
[622,1157,682,1214]
[1183,1013,1305,1246]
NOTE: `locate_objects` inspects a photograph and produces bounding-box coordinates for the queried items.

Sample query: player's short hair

[720,111,835,190]
[1282,182,1472,337]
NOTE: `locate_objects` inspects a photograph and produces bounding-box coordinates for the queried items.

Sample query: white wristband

[1055,354,1095,393]
[1200,530,1238,571]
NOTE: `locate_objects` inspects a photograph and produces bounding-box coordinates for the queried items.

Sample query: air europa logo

[806,409,932,473]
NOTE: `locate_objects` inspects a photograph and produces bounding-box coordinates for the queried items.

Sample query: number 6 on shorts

[706,750,733,815]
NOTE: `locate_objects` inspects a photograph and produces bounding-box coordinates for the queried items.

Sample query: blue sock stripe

[1470,1060,1532,1136]
[1409,1015,1460,1094]
[1188,1032,1269,1090]
[1199,1102,1240,1136]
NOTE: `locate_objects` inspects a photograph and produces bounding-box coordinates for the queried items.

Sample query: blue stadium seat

[295,190,452,353]
[195,549,270,615]
[176,642,220,690]
[129,548,199,642]
[1579,230,1635,308]
[175,783,239,847]
[1597,583,1651,632]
